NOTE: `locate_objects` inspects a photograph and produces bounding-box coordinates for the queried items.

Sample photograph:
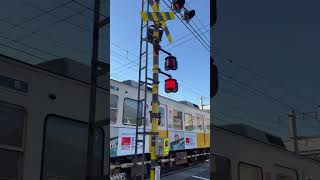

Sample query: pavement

[160,161,210,180]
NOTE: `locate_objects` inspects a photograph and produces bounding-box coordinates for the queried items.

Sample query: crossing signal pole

[150,1,160,179]
[138,1,196,179]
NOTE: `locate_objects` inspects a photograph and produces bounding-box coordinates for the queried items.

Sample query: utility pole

[86,0,100,179]
[86,0,109,179]
[200,96,204,110]
[288,110,298,153]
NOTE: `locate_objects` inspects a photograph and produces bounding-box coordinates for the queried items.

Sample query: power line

[162,0,210,52]
[21,0,91,33]
[167,28,210,51]
[0,41,49,62]
[0,0,74,35]
[72,0,108,18]
[0,35,61,59]
[111,23,210,74]
[185,2,210,43]
[219,70,296,110]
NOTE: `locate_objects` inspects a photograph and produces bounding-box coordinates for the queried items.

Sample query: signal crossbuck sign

[140,0,175,43]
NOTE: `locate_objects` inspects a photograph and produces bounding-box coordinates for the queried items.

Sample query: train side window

[184,113,193,131]
[122,98,143,126]
[0,102,25,180]
[41,115,104,180]
[173,109,183,130]
[205,118,210,132]
[239,162,263,180]
[159,105,167,126]
[212,155,231,180]
[110,94,118,124]
[196,115,204,131]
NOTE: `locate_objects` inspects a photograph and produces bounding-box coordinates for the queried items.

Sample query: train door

[273,164,298,180]
[196,114,205,148]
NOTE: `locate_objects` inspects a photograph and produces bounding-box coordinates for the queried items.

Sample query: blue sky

[110,0,210,106]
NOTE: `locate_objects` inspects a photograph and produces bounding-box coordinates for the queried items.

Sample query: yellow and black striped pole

[150,1,160,179]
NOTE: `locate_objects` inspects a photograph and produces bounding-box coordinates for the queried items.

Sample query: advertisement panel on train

[110,128,149,157]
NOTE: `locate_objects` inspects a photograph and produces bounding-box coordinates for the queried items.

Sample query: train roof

[221,123,286,148]
[0,54,108,90]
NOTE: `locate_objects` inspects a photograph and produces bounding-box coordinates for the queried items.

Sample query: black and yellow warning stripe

[140,12,175,22]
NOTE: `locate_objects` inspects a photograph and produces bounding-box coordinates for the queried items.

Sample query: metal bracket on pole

[159,46,172,56]
[158,68,172,78]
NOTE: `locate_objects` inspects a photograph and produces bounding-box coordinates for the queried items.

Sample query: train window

[110,94,118,124]
[212,155,231,180]
[122,98,143,126]
[173,110,183,130]
[196,115,204,131]
[239,162,263,180]
[0,102,25,180]
[276,174,294,180]
[159,105,167,126]
[42,115,104,179]
[205,118,210,132]
[184,113,193,131]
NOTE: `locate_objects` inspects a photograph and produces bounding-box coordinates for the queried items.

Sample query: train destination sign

[0,74,28,95]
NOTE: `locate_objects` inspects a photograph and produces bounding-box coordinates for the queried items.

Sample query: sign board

[169,131,185,151]
[110,128,149,157]
[185,132,197,149]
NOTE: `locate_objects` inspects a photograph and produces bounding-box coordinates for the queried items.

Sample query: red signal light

[172,0,185,11]
[165,78,178,93]
[165,56,178,71]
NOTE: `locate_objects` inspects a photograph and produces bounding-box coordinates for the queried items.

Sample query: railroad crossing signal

[165,56,178,71]
[182,9,195,23]
[140,12,175,21]
[141,0,176,43]
[172,0,185,12]
[165,78,178,93]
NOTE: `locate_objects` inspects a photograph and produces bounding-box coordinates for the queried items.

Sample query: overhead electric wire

[0,41,49,62]
[0,9,92,57]
[0,0,74,35]
[112,23,210,74]
[162,0,210,52]
[21,0,91,33]
[71,0,108,18]
[0,1,110,64]
[0,35,61,59]
[185,2,210,43]
[219,70,296,110]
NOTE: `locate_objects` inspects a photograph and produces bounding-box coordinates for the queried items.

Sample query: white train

[110,79,210,177]
[2,54,320,180]
[0,56,108,180]
[211,123,320,180]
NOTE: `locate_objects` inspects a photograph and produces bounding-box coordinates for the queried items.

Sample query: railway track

[110,158,209,180]
[161,160,209,178]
